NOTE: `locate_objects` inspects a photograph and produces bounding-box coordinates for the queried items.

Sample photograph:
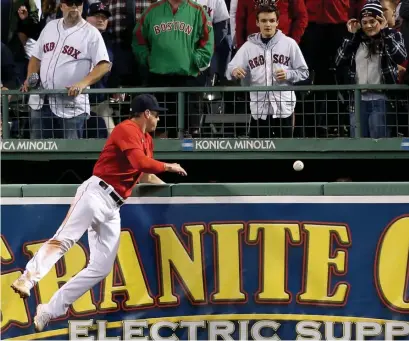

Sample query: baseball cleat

[11,277,32,298]
[34,304,51,332]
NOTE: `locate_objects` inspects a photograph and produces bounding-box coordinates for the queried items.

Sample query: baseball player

[226,5,309,138]
[23,0,111,139]
[11,94,187,332]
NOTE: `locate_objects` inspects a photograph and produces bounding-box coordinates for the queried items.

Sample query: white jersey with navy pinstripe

[196,0,229,23]
[32,18,110,118]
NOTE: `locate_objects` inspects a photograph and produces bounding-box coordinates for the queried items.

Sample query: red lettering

[160,23,166,32]
[253,57,260,67]
[273,54,279,63]
[154,25,161,35]
[62,45,69,54]
[185,25,192,35]
[50,42,55,51]
[72,49,81,59]
[67,46,74,56]
[259,55,265,65]
[180,22,186,31]
[284,56,290,66]
[166,22,172,31]
[249,60,255,69]
[279,55,285,64]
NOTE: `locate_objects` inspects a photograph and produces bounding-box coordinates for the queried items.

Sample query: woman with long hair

[335,0,407,138]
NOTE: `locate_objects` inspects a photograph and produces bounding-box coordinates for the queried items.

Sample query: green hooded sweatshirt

[132,0,214,77]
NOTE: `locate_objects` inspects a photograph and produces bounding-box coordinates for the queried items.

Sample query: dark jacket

[1,42,19,88]
[400,0,409,60]
[2,0,39,61]
[335,28,408,85]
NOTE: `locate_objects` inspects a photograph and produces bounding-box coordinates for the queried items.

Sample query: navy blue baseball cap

[88,2,111,17]
[130,94,168,114]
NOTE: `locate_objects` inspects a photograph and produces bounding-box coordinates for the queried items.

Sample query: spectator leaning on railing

[335,0,407,138]
[132,0,214,137]
[226,5,309,138]
[22,0,111,139]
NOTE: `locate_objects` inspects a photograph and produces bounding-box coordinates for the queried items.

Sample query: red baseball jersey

[93,120,163,199]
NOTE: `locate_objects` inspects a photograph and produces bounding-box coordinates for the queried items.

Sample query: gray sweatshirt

[226,31,309,119]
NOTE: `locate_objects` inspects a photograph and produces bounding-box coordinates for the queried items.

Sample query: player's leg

[11,179,101,298]
[33,208,121,331]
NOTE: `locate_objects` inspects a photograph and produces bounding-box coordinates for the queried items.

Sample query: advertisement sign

[1,196,409,340]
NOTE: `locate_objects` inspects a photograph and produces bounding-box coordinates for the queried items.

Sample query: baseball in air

[293,160,304,171]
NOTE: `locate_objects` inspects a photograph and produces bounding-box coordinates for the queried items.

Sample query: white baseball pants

[24,176,121,318]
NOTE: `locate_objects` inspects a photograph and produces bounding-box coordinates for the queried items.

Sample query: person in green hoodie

[132,0,215,137]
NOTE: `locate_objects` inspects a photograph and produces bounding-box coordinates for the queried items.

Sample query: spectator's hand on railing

[232,67,247,79]
[20,80,29,92]
[110,93,126,103]
[1,87,12,101]
[67,82,87,97]
[18,6,29,20]
[347,19,361,34]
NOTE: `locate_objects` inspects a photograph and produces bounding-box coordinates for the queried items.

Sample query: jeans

[350,99,389,138]
[30,105,87,139]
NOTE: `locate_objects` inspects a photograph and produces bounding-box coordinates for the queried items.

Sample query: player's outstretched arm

[164,163,187,176]
[125,149,187,177]
[139,173,166,184]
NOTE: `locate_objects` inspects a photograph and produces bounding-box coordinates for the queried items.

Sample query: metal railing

[1,84,409,139]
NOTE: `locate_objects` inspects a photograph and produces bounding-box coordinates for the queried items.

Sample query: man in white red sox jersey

[23,0,111,139]
[196,0,232,79]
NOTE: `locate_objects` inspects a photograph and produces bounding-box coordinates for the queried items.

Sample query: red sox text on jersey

[248,54,290,69]
[202,5,213,17]
[31,19,110,118]
[43,42,82,59]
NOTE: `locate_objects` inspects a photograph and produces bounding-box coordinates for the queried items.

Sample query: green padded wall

[323,182,409,196]
[170,183,325,196]
[22,184,79,197]
[1,185,24,197]
[2,183,409,197]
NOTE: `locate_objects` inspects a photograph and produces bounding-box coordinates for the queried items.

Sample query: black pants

[249,115,293,138]
[147,72,207,138]
[299,23,349,136]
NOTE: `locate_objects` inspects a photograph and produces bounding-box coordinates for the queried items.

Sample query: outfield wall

[1,183,409,340]
[2,182,409,197]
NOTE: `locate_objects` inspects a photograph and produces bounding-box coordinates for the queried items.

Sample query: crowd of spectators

[1,0,409,139]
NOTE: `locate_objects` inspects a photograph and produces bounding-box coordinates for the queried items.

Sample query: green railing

[2,84,409,139]
[1,84,409,160]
